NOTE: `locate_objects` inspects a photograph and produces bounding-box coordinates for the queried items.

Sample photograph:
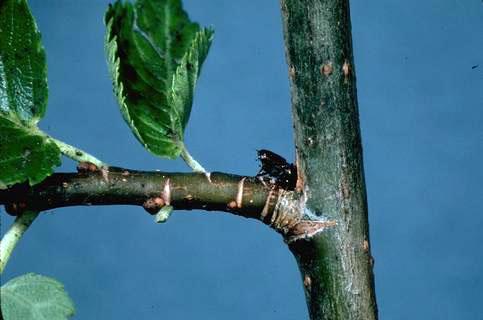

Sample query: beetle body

[256,149,297,190]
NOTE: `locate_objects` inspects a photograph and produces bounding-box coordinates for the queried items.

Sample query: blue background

[1,0,483,319]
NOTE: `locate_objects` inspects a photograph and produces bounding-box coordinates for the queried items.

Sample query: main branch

[280,0,378,319]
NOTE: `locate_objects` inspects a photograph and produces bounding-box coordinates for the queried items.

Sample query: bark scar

[143,197,165,215]
[205,172,212,183]
[236,177,246,208]
[304,275,312,292]
[295,152,304,193]
[321,62,333,76]
[260,189,274,221]
[101,167,109,182]
[342,60,351,83]
[286,220,337,243]
[162,178,171,205]
[267,190,337,243]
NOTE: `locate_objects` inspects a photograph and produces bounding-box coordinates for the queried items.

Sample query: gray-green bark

[280,0,378,319]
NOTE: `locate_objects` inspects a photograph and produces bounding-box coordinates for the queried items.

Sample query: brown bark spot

[341,177,350,199]
[321,62,333,76]
[153,197,165,206]
[340,153,350,201]
[287,220,337,242]
[77,161,98,173]
[143,197,164,215]
[295,152,305,193]
[5,202,28,216]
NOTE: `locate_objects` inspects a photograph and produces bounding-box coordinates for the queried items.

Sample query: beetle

[256,149,297,190]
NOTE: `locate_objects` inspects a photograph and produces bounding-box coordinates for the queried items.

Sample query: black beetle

[256,149,297,190]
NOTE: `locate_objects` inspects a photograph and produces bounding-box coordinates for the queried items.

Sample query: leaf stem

[0,211,39,274]
[50,137,107,168]
[180,143,206,173]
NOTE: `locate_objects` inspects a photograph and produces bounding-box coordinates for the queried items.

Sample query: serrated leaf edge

[105,9,214,159]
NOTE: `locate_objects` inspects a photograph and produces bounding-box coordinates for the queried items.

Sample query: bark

[1,0,378,317]
[279,0,378,319]
[0,168,324,242]
[0,169,269,219]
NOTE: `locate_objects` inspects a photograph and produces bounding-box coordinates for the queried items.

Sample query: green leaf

[105,0,213,158]
[0,0,61,189]
[0,0,48,124]
[0,116,61,189]
[1,273,75,320]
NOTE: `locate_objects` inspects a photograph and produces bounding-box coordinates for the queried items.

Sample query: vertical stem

[279,0,378,319]
[0,211,39,274]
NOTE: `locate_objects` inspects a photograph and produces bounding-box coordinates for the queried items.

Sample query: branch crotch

[268,190,337,243]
